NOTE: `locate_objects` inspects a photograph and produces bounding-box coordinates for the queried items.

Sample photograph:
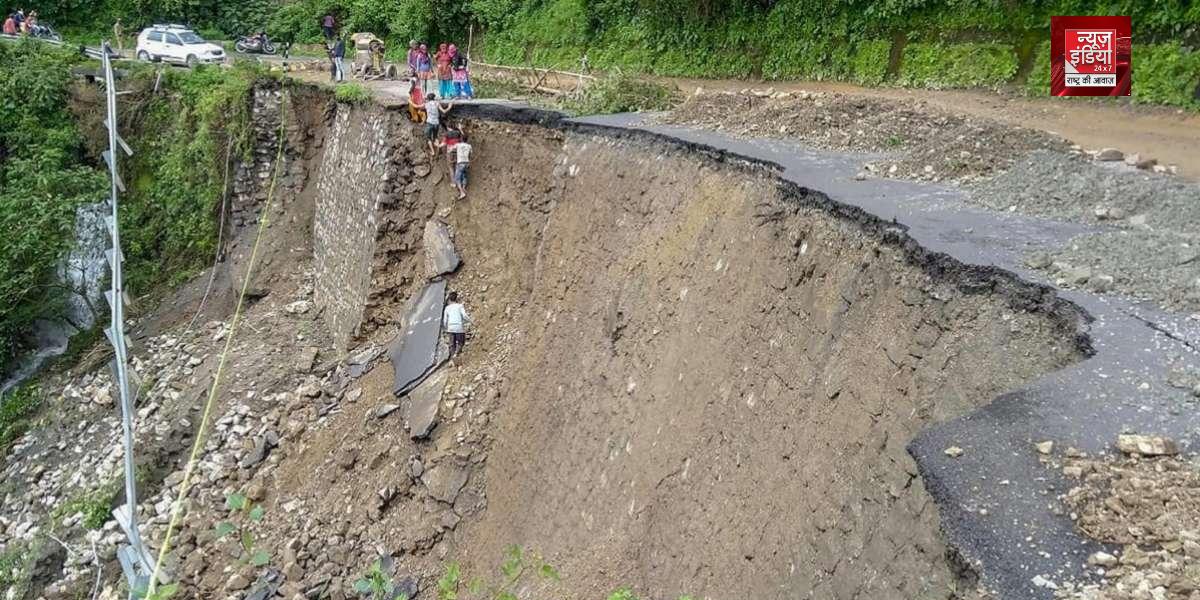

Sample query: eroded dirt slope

[424,122,1083,600]
[1,92,1090,600]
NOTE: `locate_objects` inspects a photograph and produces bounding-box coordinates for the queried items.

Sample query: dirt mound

[664,91,1068,182]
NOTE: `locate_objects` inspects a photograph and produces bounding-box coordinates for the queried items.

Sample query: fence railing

[470,60,596,96]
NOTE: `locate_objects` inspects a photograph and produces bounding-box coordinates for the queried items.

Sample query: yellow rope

[147,90,289,596]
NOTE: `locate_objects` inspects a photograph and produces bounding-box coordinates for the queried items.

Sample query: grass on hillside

[0,383,42,453]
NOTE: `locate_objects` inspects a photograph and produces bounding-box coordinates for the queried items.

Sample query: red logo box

[1051,16,1131,96]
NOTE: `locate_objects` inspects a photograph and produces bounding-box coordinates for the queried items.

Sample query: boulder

[421,461,469,503]
[1095,148,1124,161]
[405,369,446,439]
[422,220,462,279]
[1116,434,1178,456]
[296,347,319,373]
[374,403,401,419]
[284,300,312,315]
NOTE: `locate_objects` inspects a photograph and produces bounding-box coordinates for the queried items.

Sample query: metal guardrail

[97,39,157,599]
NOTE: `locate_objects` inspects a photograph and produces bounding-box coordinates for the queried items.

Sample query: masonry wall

[311,106,396,350]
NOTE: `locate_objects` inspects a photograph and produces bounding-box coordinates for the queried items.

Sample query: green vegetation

[604,589,693,600]
[53,481,120,530]
[215,491,271,567]
[0,383,44,452]
[0,41,265,369]
[437,545,558,600]
[353,556,408,600]
[334,82,374,104]
[0,542,33,598]
[1133,43,1200,107]
[563,71,677,114]
[1025,41,1054,97]
[0,41,108,366]
[19,1,1200,109]
[116,62,262,292]
[899,42,1020,90]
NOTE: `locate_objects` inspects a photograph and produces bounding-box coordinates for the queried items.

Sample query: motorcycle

[29,24,61,42]
[235,34,275,55]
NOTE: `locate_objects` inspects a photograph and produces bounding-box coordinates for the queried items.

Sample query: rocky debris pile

[2,248,335,600]
[1044,435,1200,599]
[1024,253,1118,294]
[980,150,1200,312]
[1028,232,1200,312]
[1090,147,1179,175]
[0,327,224,598]
[663,89,1068,182]
[970,151,1200,232]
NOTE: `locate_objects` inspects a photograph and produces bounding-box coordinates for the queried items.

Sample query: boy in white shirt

[451,135,472,200]
[442,291,472,357]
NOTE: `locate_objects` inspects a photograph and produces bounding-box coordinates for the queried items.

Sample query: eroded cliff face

[399,123,1080,600]
[0,86,1086,600]
[295,98,1082,599]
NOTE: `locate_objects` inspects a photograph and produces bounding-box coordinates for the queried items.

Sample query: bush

[900,42,1019,89]
[564,71,678,115]
[762,37,856,81]
[1133,43,1200,108]
[850,39,892,85]
[1024,40,1052,96]
[55,482,120,530]
[334,82,374,104]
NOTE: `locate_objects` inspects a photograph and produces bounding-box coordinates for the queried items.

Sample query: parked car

[135,24,224,66]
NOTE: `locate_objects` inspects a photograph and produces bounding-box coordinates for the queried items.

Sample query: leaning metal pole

[98,41,154,598]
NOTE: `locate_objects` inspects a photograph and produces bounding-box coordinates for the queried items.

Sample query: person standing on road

[442,292,472,358]
[435,42,453,98]
[329,37,346,82]
[416,43,434,96]
[406,40,419,76]
[112,18,124,54]
[321,13,336,41]
[369,38,386,76]
[450,44,473,99]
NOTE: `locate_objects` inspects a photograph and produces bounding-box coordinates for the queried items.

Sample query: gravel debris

[1051,441,1200,599]
[663,91,1068,182]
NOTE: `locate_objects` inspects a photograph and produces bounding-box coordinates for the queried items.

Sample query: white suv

[136,25,225,66]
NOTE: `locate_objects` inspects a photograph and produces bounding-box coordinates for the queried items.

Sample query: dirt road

[664,76,1200,180]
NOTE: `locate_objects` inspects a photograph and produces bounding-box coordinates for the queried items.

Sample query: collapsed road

[5,84,1198,600]
[573,110,1200,598]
